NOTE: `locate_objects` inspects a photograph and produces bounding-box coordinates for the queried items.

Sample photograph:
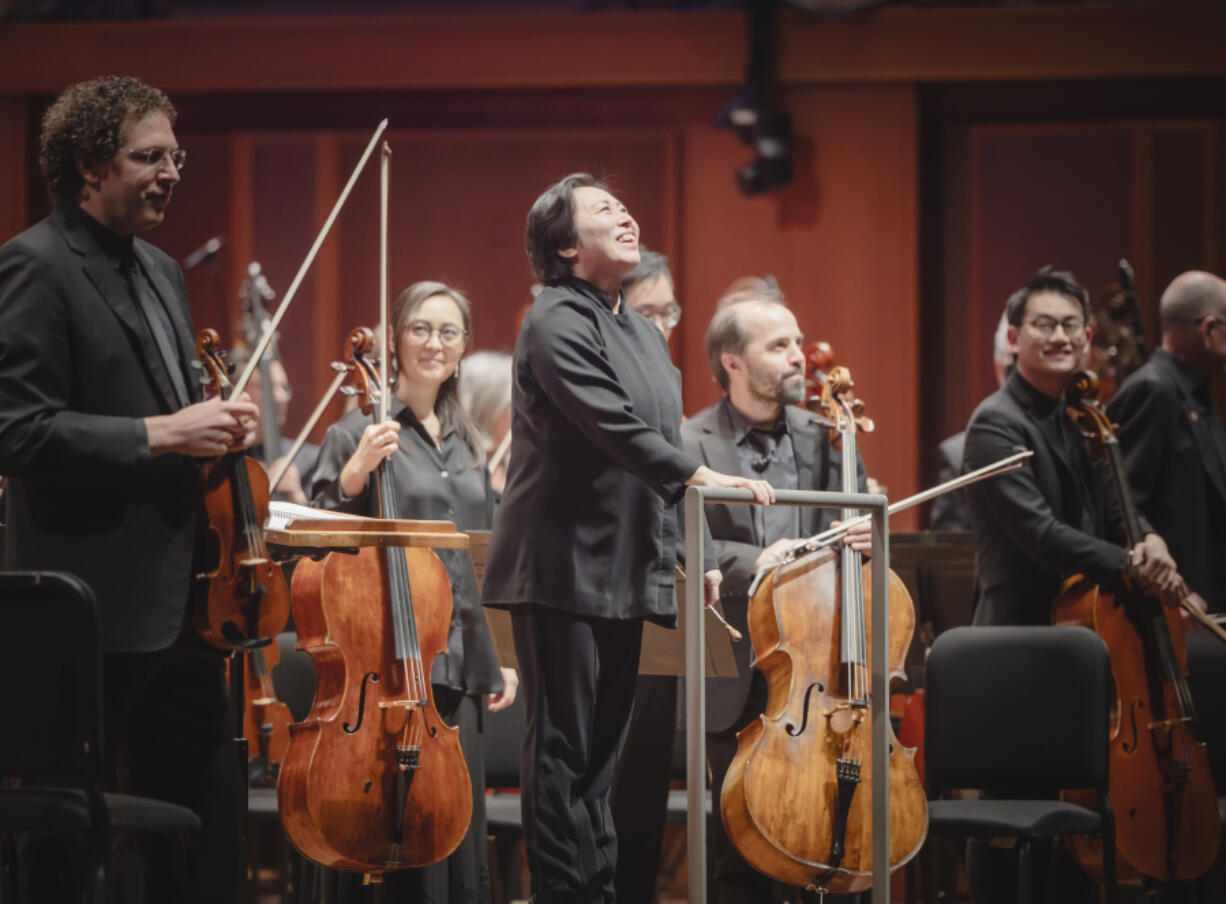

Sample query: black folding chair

[0,571,200,903]
[483,691,526,904]
[923,625,1116,904]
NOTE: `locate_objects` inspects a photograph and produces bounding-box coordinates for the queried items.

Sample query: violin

[278,327,471,874]
[1052,371,1219,884]
[1087,260,1149,402]
[242,634,292,786]
[231,264,295,784]
[195,329,291,651]
[722,366,927,894]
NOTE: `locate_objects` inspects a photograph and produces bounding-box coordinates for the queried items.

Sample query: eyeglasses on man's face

[405,321,467,348]
[124,147,187,172]
[635,301,682,330]
[1026,315,1086,341]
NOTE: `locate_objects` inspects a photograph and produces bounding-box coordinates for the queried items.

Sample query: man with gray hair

[1108,269,1226,614]
[681,288,869,903]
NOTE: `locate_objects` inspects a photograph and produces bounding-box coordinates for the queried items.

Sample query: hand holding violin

[146,396,259,458]
[339,419,400,496]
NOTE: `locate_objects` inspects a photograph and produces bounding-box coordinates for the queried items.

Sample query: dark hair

[1004,267,1090,326]
[705,292,789,392]
[525,172,605,286]
[390,280,484,463]
[39,76,177,200]
[622,247,672,291]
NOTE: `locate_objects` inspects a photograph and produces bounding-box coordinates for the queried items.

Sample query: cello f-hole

[786,682,824,737]
[344,672,381,734]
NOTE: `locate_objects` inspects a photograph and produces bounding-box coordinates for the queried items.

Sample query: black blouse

[310,398,503,695]
[483,276,701,626]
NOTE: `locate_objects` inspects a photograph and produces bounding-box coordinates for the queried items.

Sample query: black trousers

[511,605,644,904]
[103,634,243,904]
[610,674,678,904]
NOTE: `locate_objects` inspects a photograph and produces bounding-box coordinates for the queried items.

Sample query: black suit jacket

[0,202,202,652]
[681,399,865,733]
[483,277,699,626]
[963,370,1135,626]
[1108,349,1226,613]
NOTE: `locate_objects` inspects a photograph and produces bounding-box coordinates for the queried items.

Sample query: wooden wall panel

[327,128,676,367]
[935,119,1226,455]
[679,85,920,524]
[1,6,1223,95]
[0,99,30,246]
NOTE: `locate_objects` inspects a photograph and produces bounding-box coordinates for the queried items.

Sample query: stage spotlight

[736,111,793,196]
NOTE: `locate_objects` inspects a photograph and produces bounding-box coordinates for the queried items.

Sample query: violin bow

[755,449,1034,577]
[1181,598,1226,645]
[378,141,391,423]
[488,430,512,476]
[267,361,351,494]
[231,118,389,400]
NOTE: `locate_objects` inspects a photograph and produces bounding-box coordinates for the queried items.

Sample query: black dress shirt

[724,399,800,544]
[310,399,503,695]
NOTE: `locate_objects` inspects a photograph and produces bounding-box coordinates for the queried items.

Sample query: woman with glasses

[310,280,516,903]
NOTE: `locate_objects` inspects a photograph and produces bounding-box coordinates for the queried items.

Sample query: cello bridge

[378,699,419,711]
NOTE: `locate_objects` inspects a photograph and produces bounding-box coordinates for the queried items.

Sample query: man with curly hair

[0,76,256,902]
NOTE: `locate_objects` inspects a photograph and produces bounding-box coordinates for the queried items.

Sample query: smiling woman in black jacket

[483,173,773,904]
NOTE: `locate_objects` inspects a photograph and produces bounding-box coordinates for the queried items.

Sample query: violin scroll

[339,327,381,415]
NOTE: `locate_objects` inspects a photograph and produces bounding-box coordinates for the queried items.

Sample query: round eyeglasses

[124,147,187,172]
[405,321,467,348]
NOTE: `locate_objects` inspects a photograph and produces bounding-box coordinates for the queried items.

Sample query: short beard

[779,374,806,406]
[749,372,806,409]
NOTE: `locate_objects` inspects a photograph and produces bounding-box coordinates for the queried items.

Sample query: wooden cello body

[721,366,927,894]
[276,328,471,874]
[723,552,928,892]
[278,544,471,871]
[1054,578,1220,882]
[1052,371,1219,884]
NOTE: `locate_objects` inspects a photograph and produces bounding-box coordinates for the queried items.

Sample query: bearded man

[680,287,869,904]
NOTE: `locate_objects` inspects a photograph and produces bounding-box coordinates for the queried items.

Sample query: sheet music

[265,501,363,531]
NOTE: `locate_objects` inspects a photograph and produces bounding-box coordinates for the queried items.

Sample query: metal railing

[683,486,892,904]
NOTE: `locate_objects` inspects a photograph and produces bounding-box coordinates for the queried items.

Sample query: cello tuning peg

[330,361,348,373]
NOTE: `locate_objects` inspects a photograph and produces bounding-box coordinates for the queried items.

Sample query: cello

[722,366,928,895]
[195,329,291,650]
[277,328,471,874]
[1052,370,1220,885]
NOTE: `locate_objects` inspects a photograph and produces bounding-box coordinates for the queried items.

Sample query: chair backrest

[1185,630,1226,792]
[0,571,103,783]
[483,692,525,790]
[272,630,316,723]
[925,625,1110,794]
